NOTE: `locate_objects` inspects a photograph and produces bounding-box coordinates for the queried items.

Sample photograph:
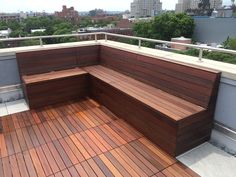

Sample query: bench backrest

[16,47,78,75]
[100,46,221,108]
[16,45,100,76]
[77,46,100,67]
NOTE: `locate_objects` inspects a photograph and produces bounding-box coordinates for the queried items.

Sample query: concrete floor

[0,99,29,116]
[177,142,236,177]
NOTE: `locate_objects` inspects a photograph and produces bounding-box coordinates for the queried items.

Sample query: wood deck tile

[0,98,199,177]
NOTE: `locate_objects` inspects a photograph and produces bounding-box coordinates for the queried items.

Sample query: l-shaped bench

[15,44,221,156]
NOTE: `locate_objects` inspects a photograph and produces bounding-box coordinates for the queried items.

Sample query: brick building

[55,5,79,22]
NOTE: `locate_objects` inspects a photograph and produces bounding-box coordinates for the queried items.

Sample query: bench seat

[23,68,87,84]
[84,65,214,156]
[22,68,89,109]
[84,65,205,122]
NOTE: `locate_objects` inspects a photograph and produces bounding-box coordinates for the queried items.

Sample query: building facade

[175,0,190,13]
[210,0,223,9]
[0,13,21,22]
[55,5,79,22]
[176,0,223,13]
[190,0,200,9]
[130,0,162,18]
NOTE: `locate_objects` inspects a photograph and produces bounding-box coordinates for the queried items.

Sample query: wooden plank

[29,148,46,177]
[104,151,132,177]
[0,158,5,177]
[53,140,73,168]
[74,163,89,177]
[9,155,21,177]
[23,68,87,84]
[16,129,28,151]
[58,138,80,165]
[89,128,113,151]
[129,141,166,171]
[16,152,30,177]
[99,154,123,177]
[80,131,102,155]
[93,156,114,177]
[16,47,78,75]
[87,158,106,177]
[109,149,140,177]
[41,144,60,174]
[22,151,38,177]
[47,142,66,171]
[125,143,159,174]
[4,133,15,156]
[74,133,96,158]
[115,148,148,177]
[61,169,72,177]
[54,172,64,177]
[94,126,117,149]
[2,157,12,177]
[21,127,34,150]
[68,166,80,177]
[69,134,91,160]
[84,129,107,153]
[27,126,40,147]
[120,145,154,176]
[0,98,201,177]
[64,136,85,162]
[81,161,97,177]
[0,134,8,158]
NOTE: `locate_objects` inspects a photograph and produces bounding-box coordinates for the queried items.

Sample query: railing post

[138,39,141,49]
[95,34,97,42]
[105,34,107,42]
[198,48,203,62]
[39,37,43,47]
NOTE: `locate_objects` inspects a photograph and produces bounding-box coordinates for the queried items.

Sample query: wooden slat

[0,98,200,177]
[16,152,30,177]
[9,155,21,177]
[23,68,87,84]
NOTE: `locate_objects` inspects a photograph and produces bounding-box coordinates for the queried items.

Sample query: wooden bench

[16,46,99,108]
[15,44,221,156]
[83,46,221,156]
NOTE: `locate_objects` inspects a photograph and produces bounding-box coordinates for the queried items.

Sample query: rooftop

[0,33,236,177]
[0,98,199,177]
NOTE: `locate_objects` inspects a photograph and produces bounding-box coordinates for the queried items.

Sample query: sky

[0,0,232,13]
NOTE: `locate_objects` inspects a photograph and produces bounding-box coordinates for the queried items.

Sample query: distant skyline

[0,0,232,13]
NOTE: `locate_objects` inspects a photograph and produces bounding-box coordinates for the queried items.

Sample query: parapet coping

[0,40,236,80]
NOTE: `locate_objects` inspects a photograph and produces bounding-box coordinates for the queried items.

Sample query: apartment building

[176,0,223,13]
[175,0,191,13]
[55,5,79,22]
[130,0,162,18]
[210,0,223,9]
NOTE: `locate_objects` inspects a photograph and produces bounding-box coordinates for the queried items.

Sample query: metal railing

[1,32,236,62]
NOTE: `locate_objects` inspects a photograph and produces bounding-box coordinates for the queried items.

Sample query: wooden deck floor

[0,98,200,177]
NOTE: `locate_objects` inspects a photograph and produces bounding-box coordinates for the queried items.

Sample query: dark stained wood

[22,68,87,84]
[0,98,199,177]
[16,47,78,75]
[13,44,220,168]
[100,46,220,108]
[23,71,89,109]
[16,45,101,109]
[76,45,100,66]
[85,65,220,156]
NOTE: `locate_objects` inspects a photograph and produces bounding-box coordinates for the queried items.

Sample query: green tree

[20,39,40,47]
[9,30,27,37]
[0,41,5,48]
[133,13,194,42]
[223,37,236,50]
